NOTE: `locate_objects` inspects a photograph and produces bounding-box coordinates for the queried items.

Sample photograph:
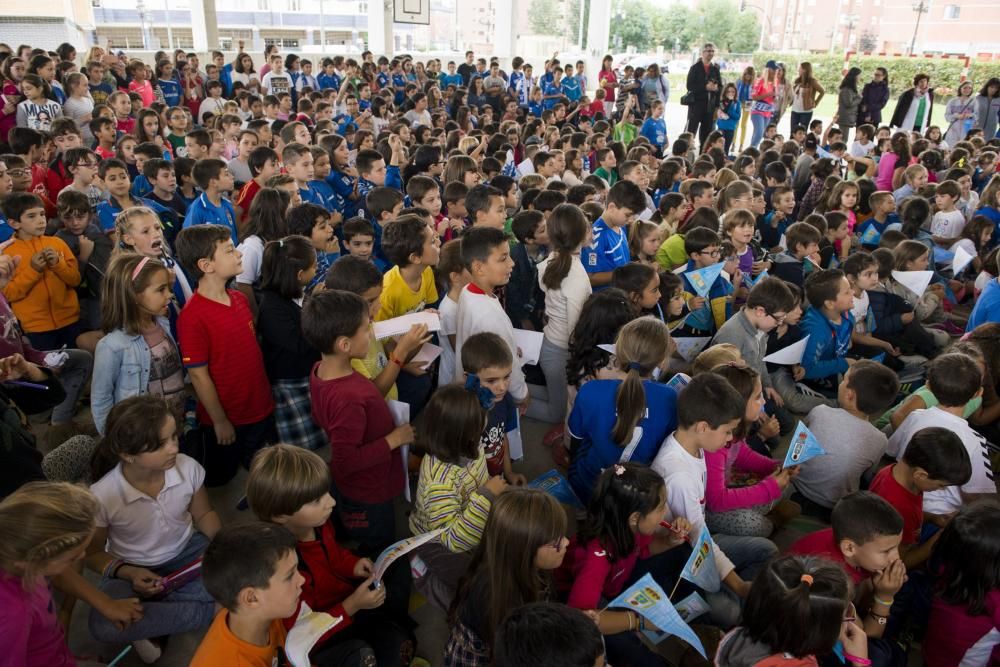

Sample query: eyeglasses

[76,161,99,168]
[766,311,787,324]
[7,169,28,177]
[699,249,721,258]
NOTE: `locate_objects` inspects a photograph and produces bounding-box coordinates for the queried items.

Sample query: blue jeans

[749,113,770,147]
[89,531,215,643]
[789,110,813,135]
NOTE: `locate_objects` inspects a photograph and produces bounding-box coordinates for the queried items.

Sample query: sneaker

[131,639,162,664]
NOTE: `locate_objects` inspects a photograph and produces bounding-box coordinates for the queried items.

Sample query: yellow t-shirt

[351,328,398,400]
[376,265,439,321]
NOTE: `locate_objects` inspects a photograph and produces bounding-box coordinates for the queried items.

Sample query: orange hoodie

[2,235,80,333]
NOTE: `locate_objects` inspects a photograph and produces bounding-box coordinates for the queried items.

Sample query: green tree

[528,0,563,36]
[610,0,653,51]
[651,3,698,52]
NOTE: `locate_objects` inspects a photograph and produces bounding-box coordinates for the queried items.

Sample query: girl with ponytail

[567,316,678,504]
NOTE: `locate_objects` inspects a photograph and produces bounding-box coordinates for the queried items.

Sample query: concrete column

[493,0,513,57]
[190,0,219,53]
[586,0,611,58]
[368,0,393,57]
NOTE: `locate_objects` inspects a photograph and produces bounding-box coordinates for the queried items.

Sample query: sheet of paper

[891,270,934,299]
[387,400,412,501]
[411,342,442,366]
[372,311,441,340]
[762,335,810,365]
[372,528,444,584]
[507,410,524,460]
[513,328,544,366]
[285,603,344,667]
[953,245,975,275]
[597,343,616,355]
[673,337,711,362]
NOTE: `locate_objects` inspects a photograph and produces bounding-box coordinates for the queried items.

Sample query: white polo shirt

[90,453,204,567]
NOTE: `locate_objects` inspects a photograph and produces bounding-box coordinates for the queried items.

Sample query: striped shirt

[409,453,492,553]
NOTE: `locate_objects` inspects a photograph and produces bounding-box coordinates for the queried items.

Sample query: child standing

[92,255,185,435]
[436,240,468,390]
[639,100,667,156]
[234,188,290,311]
[461,333,527,486]
[580,180,646,288]
[716,83,742,154]
[408,385,506,610]
[0,482,100,667]
[85,395,219,656]
[377,213,441,320]
[257,236,325,451]
[175,224,276,485]
[182,159,239,244]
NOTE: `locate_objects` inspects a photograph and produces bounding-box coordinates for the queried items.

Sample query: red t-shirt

[787,527,869,585]
[178,290,274,426]
[869,465,922,546]
[235,179,262,225]
[309,366,404,504]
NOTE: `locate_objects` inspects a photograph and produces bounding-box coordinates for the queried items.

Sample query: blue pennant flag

[679,526,721,593]
[608,573,707,658]
[684,262,725,298]
[528,468,583,508]
[859,224,882,246]
[783,421,828,468]
[743,269,769,289]
[932,246,955,265]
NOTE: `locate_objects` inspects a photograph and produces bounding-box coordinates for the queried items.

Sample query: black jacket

[685,61,722,111]
[257,290,321,381]
[890,87,935,130]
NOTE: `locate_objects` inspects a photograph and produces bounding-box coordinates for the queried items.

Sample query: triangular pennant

[679,526,721,593]
[859,224,882,245]
[783,421,828,468]
[684,261,725,297]
[608,573,707,657]
[762,335,810,366]
[952,245,975,275]
[891,270,934,299]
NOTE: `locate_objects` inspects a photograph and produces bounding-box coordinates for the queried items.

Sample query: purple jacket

[860,80,890,125]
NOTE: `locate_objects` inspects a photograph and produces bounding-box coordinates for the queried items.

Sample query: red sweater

[283,520,361,638]
[309,366,404,504]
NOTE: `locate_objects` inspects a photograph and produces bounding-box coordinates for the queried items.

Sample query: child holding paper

[246,444,415,665]
[675,227,734,339]
[799,269,856,396]
[792,361,899,519]
[887,241,951,348]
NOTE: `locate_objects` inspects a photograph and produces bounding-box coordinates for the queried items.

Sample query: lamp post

[909,0,928,55]
[841,13,860,51]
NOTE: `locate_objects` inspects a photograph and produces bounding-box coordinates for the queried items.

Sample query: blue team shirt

[131,174,154,199]
[96,195,176,235]
[0,213,11,242]
[182,193,239,244]
[317,72,341,91]
[508,70,523,95]
[376,71,390,90]
[640,117,667,151]
[542,80,563,109]
[560,77,582,102]
[391,74,407,105]
[298,183,327,209]
[967,278,1000,332]
[581,218,630,282]
[158,79,182,107]
[528,101,544,117]
[326,169,355,216]
[309,179,339,214]
[439,73,462,89]
[567,379,679,503]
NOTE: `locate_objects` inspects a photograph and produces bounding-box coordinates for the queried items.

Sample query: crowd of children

[0,39,999,667]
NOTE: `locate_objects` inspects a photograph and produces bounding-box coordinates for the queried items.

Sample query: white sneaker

[131,639,162,664]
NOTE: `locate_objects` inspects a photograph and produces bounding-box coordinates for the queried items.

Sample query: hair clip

[278,238,285,248]
[800,573,814,587]
[464,373,495,410]
[614,464,626,476]
[131,256,151,282]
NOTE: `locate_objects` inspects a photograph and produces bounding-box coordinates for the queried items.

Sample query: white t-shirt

[90,453,204,566]
[851,290,870,335]
[651,434,735,578]
[235,235,264,286]
[261,71,291,97]
[887,407,995,515]
[437,294,459,389]
[930,209,967,239]
[850,140,876,158]
[537,255,592,349]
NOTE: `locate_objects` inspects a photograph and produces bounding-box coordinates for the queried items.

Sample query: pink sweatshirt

[559,533,653,611]
[704,440,781,513]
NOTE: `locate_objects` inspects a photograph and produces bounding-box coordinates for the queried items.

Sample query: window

[287,0,301,10]
[257,0,269,9]
[943,4,959,18]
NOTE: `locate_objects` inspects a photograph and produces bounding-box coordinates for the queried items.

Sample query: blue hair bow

[464,373,496,410]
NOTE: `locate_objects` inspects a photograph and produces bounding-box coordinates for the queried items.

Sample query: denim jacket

[92,317,175,435]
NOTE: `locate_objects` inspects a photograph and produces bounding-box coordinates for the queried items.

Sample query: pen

[659,520,692,544]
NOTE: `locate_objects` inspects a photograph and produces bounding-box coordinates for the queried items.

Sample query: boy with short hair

[893,163,928,203]
[55,189,111,331]
[287,202,335,294]
[929,179,965,247]
[90,116,117,160]
[61,147,103,209]
[282,142,324,208]
[455,227,528,411]
[143,159,188,242]
[592,148,617,186]
[887,353,996,522]
[442,181,470,238]
[770,221,822,287]
[652,373,772,602]
[713,277,795,404]
[788,491,905,639]
[461,332,526,485]
[185,128,213,161]
[757,186,795,252]
[871,426,971,567]
[494,602,606,667]
[793,360,899,514]
[1,192,81,350]
[246,445,414,661]
[302,289,414,552]
[407,174,446,232]
[183,158,238,243]
[676,227,732,337]
[234,145,280,224]
[506,210,548,331]
[93,158,177,237]
[342,217,387,273]
[800,268,856,394]
[261,54,291,97]
[378,214,441,320]
[581,180,645,288]
[857,191,897,250]
[176,224,275,484]
[45,118,84,200]
[465,184,507,231]
[364,186,405,265]
[191,522,302,666]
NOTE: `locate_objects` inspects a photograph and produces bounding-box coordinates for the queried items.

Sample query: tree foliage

[610,0,760,53]
[528,0,564,36]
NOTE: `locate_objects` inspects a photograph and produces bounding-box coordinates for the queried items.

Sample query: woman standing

[859,67,890,126]
[771,63,791,129]
[641,63,670,112]
[836,67,863,142]
[789,61,824,134]
[598,55,618,118]
[974,78,1000,140]
[736,66,755,151]
[749,60,777,148]
[890,73,934,133]
[944,80,978,147]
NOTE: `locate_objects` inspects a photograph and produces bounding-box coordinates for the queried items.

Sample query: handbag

[680,92,693,106]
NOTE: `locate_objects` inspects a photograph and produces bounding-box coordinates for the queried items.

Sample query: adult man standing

[685,43,723,147]
[458,51,477,86]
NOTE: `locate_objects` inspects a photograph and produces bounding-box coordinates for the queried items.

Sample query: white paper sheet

[513,328,544,366]
[387,400,412,502]
[597,343,616,355]
[673,337,711,362]
[762,335,810,365]
[285,603,344,667]
[372,311,441,340]
[952,245,975,275]
[411,342,442,366]
[891,270,934,299]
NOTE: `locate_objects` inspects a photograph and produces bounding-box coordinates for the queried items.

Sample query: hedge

[747,53,1000,101]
